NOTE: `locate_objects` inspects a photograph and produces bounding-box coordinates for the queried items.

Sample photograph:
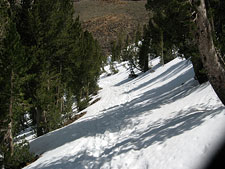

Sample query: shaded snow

[24,57,225,169]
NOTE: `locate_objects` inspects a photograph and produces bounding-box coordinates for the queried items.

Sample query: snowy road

[25,58,225,169]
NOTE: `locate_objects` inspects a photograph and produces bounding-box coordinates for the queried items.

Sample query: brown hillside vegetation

[74,0,149,56]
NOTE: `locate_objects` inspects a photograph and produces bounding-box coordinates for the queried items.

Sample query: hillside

[24,58,225,169]
[73,0,149,55]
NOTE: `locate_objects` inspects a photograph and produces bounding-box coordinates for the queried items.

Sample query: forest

[0,0,105,167]
[0,0,224,168]
[111,0,225,103]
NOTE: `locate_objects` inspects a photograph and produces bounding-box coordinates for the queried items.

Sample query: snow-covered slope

[24,58,225,169]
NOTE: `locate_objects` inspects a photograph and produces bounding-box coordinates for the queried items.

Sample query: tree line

[112,0,225,105]
[143,0,225,105]
[0,0,105,168]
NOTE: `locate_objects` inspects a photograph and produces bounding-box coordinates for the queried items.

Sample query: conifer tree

[139,25,150,72]
[193,0,225,105]
[74,31,104,110]
[145,0,225,105]
[0,0,105,141]
[1,21,21,156]
[135,24,142,46]
[0,4,33,167]
[111,40,117,62]
[116,32,124,61]
[111,33,124,62]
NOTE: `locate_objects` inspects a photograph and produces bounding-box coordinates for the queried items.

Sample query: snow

[15,127,36,144]
[24,57,225,169]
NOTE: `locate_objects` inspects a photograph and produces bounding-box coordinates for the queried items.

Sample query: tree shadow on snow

[35,102,224,169]
[29,59,225,169]
[125,59,192,93]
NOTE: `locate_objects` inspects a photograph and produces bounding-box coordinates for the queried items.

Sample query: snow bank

[24,57,225,169]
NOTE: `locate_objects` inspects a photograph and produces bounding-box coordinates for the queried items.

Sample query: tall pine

[145,0,225,105]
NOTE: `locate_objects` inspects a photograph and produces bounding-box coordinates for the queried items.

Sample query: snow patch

[24,57,225,169]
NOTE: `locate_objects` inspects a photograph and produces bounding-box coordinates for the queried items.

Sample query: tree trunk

[36,106,43,137]
[160,29,164,65]
[60,96,64,113]
[195,0,225,105]
[144,55,149,72]
[59,64,63,113]
[43,110,48,133]
[8,69,14,156]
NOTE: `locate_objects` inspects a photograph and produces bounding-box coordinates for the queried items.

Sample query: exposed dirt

[74,0,149,56]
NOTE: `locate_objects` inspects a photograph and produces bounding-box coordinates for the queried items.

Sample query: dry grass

[74,0,148,21]
[74,0,149,55]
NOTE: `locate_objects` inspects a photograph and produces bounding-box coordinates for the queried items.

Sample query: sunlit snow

[24,57,225,169]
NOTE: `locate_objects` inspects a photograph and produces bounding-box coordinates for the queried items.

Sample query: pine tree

[193,0,225,105]
[74,31,104,110]
[2,20,22,156]
[121,35,130,61]
[145,0,225,105]
[0,5,34,168]
[111,33,124,62]
[121,35,139,77]
[135,23,142,46]
[111,40,117,62]
[0,0,105,140]
[0,0,8,44]
[0,0,11,157]
[24,0,77,136]
[116,32,124,61]
[139,25,150,72]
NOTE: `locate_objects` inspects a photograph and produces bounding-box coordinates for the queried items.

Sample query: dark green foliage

[191,55,208,84]
[17,0,105,135]
[111,41,119,62]
[1,13,29,143]
[109,62,119,75]
[207,0,225,62]
[0,0,105,167]
[0,0,8,43]
[144,0,225,89]
[0,2,34,167]
[178,40,208,84]
[121,35,131,61]
[2,141,35,169]
[77,99,89,112]
[72,31,104,110]
[121,35,139,76]
[111,32,124,62]
[144,0,208,83]
[138,25,150,72]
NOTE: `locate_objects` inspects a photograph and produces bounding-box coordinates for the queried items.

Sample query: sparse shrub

[78,99,89,112]
[109,62,119,74]
[2,140,36,169]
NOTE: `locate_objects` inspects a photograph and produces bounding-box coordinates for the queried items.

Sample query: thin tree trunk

[195,0,225,105]
[160,29,164,65]
[60,96,64,113]
[8,69,14,156]
[144,56,149,72]
[43,110,48,133]
[59,64,63,113]
[44,70,50,133]
[150,19,164,65]
[144,42,149,72]
[36,106,43,137]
